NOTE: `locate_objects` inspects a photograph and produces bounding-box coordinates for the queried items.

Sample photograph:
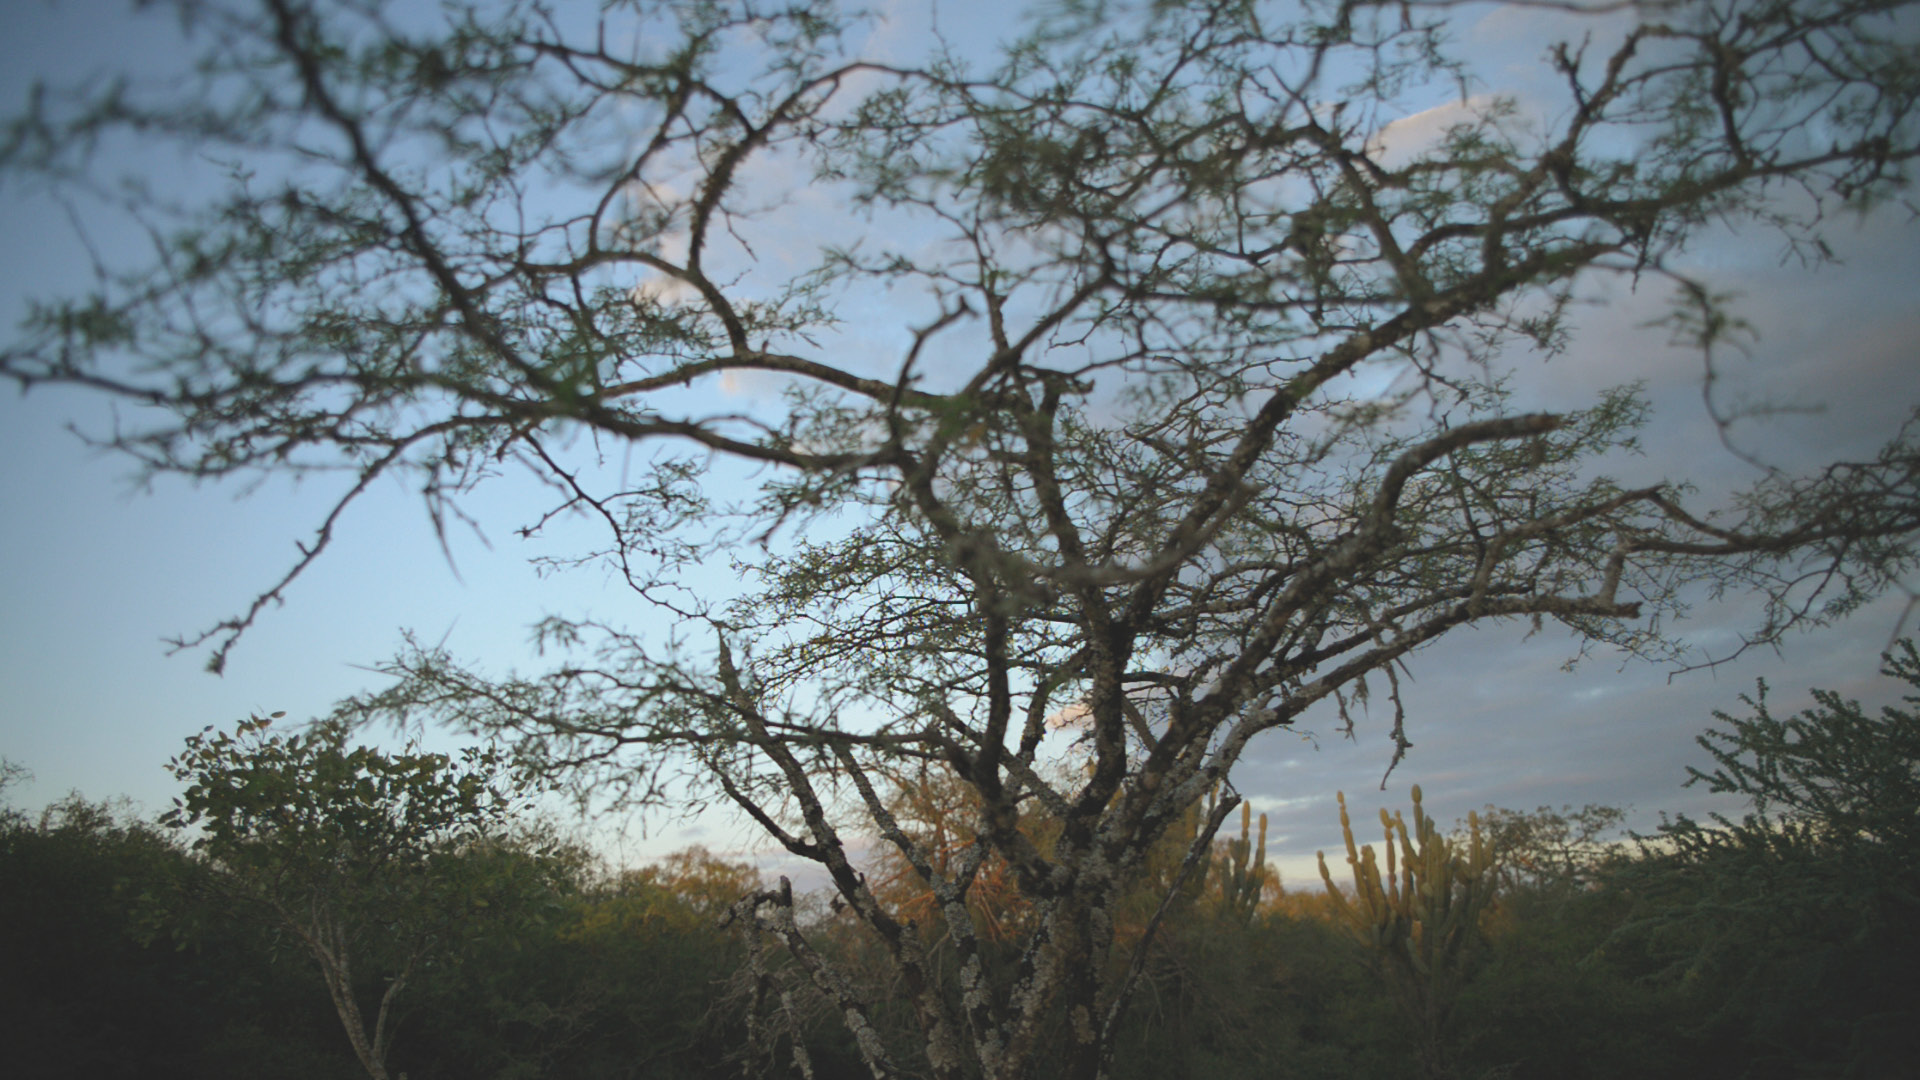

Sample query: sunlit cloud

[1364,94,1512,168]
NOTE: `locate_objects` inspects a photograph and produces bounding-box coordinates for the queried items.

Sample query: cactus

[1316,785,1498,1080]
[1147,787,1274,926]
[1217,800,1271,924]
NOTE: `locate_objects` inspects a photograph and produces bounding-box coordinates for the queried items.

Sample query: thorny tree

[6,1,1920,1077]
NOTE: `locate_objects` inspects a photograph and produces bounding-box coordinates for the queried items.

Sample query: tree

[1604,641,1920,1076]
[542,849,763,1080]
[1473,802,1625,900]
[161,715,536,1080]
[6,1,1920,1077]
[0,794,355,1080]
[1630,637,1920,955]
[1667,638,1920,895]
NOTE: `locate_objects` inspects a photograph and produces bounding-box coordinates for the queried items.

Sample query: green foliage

[1601,642,1920,1078]
[163,712,528,892]
[160,714,541,1080]
[1447,890,1671,1080]
[13,670,1920,1080]
[1668,639,1920,905]
[0,795,358,1079]
[1107,902,1409,1080]
[1,779,755,1080]
[381,845,753,1080]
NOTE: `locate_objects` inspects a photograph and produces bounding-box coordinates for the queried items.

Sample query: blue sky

[2,0,1917,886]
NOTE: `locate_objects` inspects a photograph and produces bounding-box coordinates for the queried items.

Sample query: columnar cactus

[1149,787,1273,925]
[1317,786,1498,1079]
[1218,800,1271,925]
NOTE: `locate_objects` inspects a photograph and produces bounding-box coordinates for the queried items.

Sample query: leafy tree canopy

[162,715,539,1080]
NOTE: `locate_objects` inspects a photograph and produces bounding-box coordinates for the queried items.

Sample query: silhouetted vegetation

[9,0,1920,1073]
[6,643,1918,1078]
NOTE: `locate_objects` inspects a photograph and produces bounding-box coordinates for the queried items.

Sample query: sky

[2,0,1917,890]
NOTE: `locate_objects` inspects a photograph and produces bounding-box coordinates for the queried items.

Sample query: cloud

[1228,194,1920,867]
[1365,95,1514,169]
[1044,701,1092,730]
[628,225,699,305]
[1491,201,1920,482]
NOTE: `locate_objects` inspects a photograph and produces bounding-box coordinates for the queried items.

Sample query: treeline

[0,794,758,1079]
[5,645,1919,1080]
